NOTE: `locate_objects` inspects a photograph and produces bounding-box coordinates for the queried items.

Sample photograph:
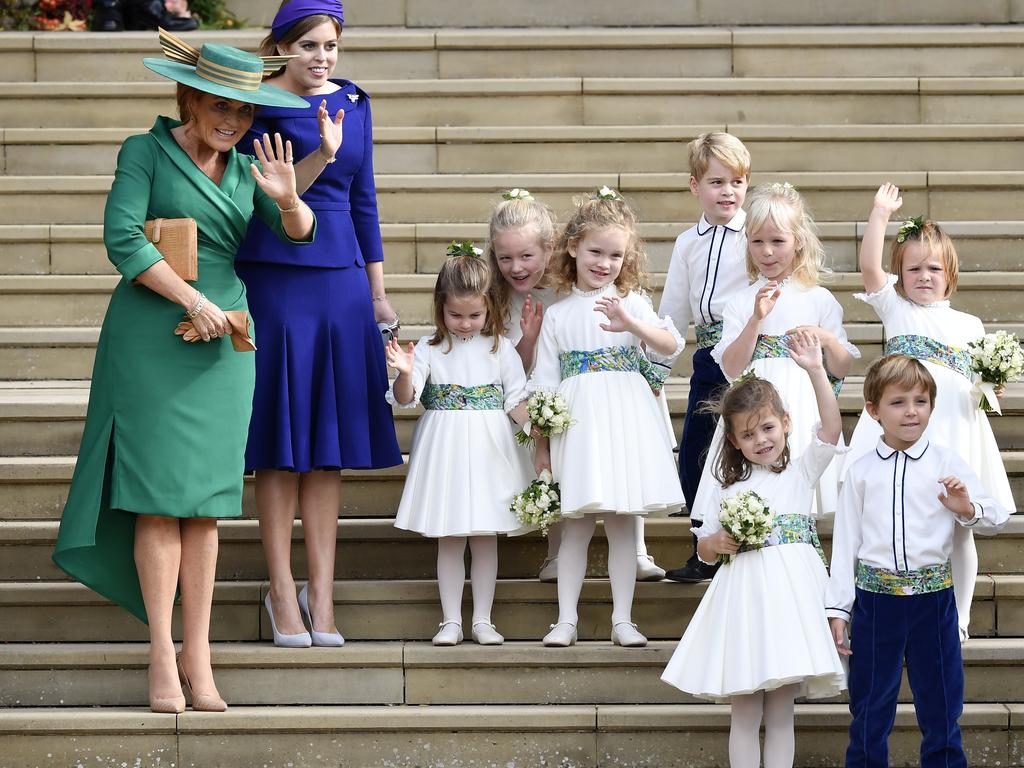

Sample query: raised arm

[292,100,344,195]
[788,331,842,444]
[860,183,902,294]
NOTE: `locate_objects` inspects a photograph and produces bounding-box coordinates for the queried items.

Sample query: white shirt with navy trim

[825,436,1009,619]
[657,210,749,345]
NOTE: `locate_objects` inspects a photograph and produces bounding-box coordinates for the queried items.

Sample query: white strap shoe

[432,620,464,646]
[636,554,666,582]
[542,622,578,647]
[537,556,558,583]
[611,621,648,648]
[471,620,504,645]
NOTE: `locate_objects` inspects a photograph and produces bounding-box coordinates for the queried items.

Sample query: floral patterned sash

[751,333,844,397]
[558,345,667,393]
[883,334,973,382]
[855,561,953,596]
[695,321,724,351]
[737,513,827,566]
[422,383,503,411]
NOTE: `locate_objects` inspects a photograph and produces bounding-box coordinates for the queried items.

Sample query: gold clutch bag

[144,217,198,282]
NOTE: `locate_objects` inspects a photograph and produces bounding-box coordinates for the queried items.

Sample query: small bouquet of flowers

[716,490,773,564]
[510,469,562,535]
[968,330,1024,414]
[515,391,574,446]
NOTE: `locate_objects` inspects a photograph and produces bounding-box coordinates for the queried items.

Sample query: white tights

[729,684,799,768]
[546,516,650,559]
[555,514,638,626]
[437,536,497,626]
[951,524,977,636]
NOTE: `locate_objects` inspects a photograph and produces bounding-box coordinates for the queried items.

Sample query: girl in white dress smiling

[662,334,846,768]
[387,244,534,646]
[690,183,859,525]
[842,183,1015,640]
[529,189,685,649]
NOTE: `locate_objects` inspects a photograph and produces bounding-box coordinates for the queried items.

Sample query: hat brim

[143,58,310,109]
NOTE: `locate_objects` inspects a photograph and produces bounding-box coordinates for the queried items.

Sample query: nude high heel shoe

[177,655,227,712]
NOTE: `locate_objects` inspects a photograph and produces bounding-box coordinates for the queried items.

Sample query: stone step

[225,0,1024,27]
[2,366,1024,455]
[0,575,1015,643]
[8,27,1024,83]
[9,124,1024,177]
[1,639,1022,708]
[4,77,1024,129]
[3,515,1023,582]
[3,220,1024,277]
[0,702,1014,768]
[4,170,1024,226]
[2,271,1022,329]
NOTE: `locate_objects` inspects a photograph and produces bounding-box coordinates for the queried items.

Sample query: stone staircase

[2,2,1024,766]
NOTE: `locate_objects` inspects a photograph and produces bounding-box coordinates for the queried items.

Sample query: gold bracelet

[277,199,301,214]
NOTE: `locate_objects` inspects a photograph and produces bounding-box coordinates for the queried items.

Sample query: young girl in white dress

[488,189,667,583]
[662,332,847,768]
[386,245,534,646]
[842,183,1016,641]
[529,189,685,648]
[690,182,859,525]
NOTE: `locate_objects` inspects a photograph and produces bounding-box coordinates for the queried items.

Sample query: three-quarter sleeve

[709,290,748,377]
[350,96,385,264]
[819,289,860,359]
[526,309,561,393]
[386,336,431,408]
[103,135,164,281]
[497,337,529,413]
[798,424,849,494]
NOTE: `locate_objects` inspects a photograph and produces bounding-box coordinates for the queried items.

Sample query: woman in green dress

[52,34,315,713]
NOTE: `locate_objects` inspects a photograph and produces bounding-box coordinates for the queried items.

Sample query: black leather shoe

[664,556,719,583]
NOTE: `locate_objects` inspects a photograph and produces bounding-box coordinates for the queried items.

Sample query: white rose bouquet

[515,391,574,446]
[510,469,562,534]
[968,331,1024,414]
[716,490,773,564]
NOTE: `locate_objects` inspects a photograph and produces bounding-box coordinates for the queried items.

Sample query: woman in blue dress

[237,0,402,647]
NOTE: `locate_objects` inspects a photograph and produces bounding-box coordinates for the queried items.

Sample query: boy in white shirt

[658,132,751,582]
[827,355,1009,768]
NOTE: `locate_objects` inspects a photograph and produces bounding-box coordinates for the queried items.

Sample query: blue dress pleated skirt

[237,262,402,472]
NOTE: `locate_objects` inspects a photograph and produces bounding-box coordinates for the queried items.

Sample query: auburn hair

[551,193,649,297]
[709,376,791,487]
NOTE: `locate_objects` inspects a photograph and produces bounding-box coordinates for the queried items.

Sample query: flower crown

[729,369,761,390]
[446,240,484,259]
[766,181,795,194]
[502,188,534,201]
[595,185,622,201]
[896,215,925,244]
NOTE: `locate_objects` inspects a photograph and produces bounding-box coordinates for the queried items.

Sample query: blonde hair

[863,354,937,409]
[744,183,829,288]
[688,132,751,181]
[486,195,559,335]
[890,220,959,301]
[429,253,502,353]
[710,376,790,487]
[551,193,649,296]
[258,1,342,72]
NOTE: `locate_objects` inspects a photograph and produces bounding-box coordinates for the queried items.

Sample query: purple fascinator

[271,0,344,40]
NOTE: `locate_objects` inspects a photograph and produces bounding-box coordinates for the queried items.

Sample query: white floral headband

[502,188,534,201]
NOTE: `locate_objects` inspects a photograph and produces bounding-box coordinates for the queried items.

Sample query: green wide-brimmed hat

[143,28,309,109]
